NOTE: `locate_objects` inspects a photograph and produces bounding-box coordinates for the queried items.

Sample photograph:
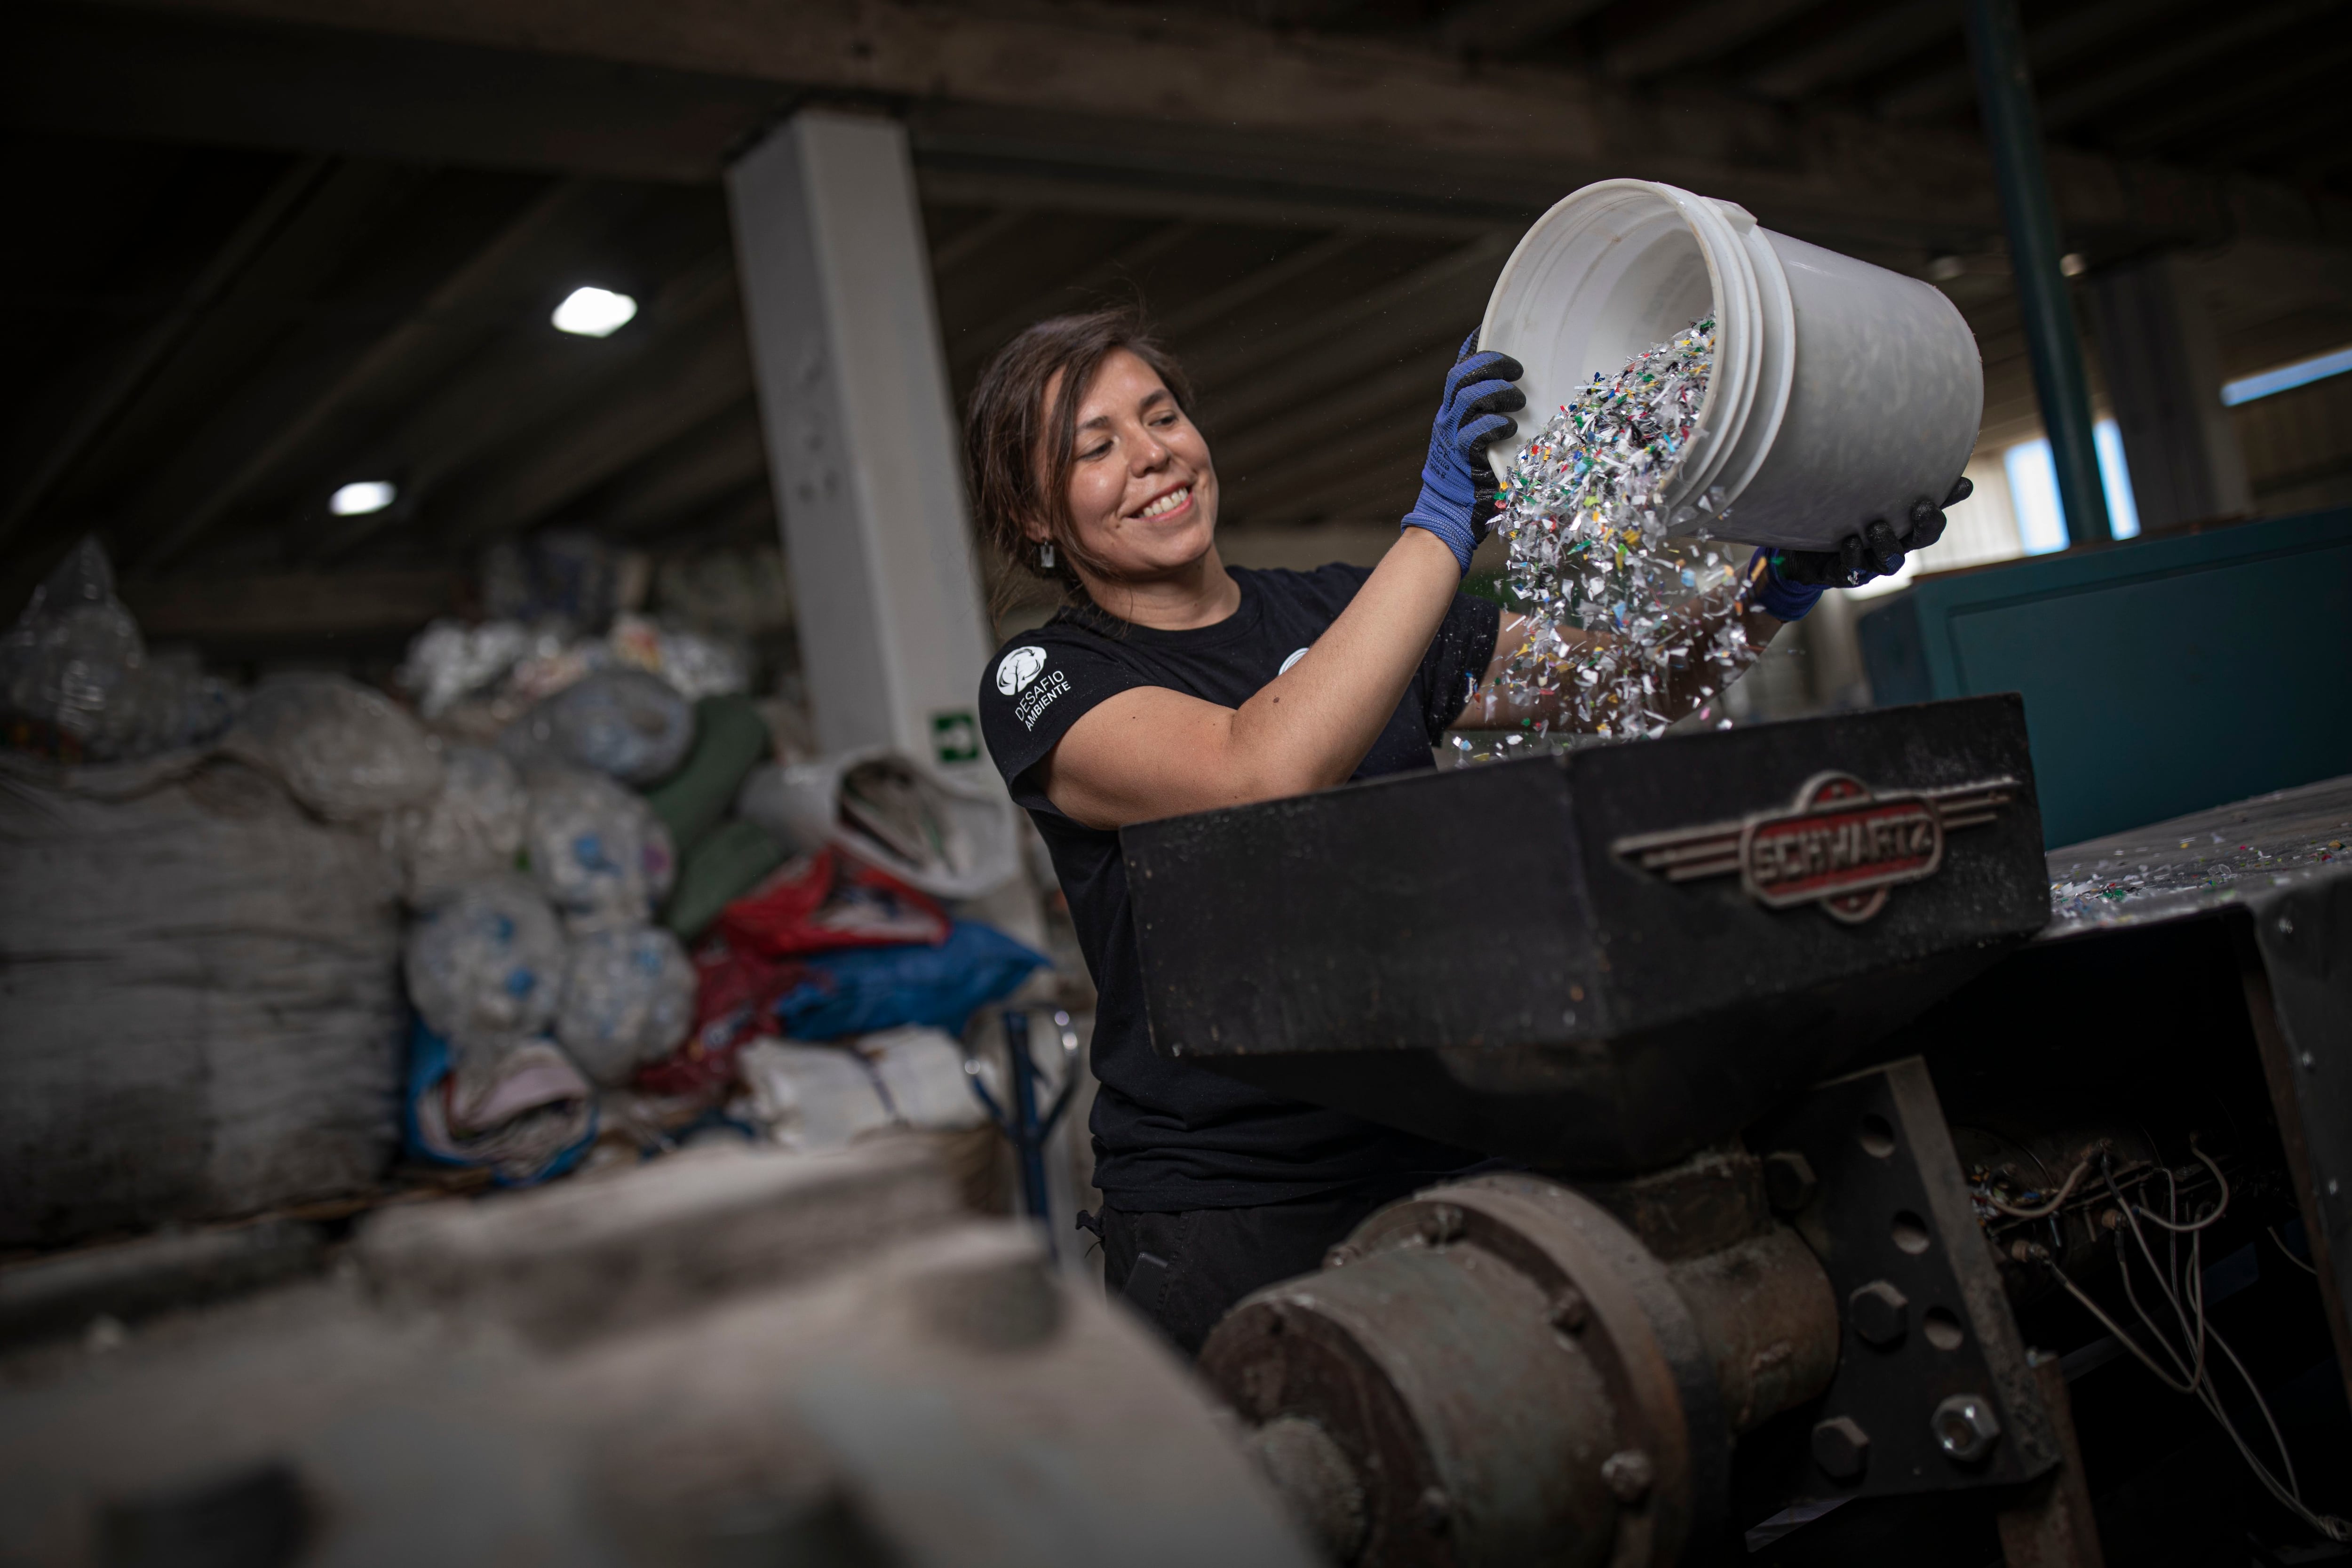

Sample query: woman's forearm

[1224,526,1463,790]
[1039,528,1465,827]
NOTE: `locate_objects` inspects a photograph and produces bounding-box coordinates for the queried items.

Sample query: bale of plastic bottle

[522,767,676,933]
[0,538,237,763]
[500,668,692,786]
[396,619,531,719]
[221,673,445,823]
[389,744,529,909]
[403,873,566,1046]
[0,747,403,1246]
[553,925,697,1087]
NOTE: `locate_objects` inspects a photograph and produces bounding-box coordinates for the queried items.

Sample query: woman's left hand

[1401,334,1525,573]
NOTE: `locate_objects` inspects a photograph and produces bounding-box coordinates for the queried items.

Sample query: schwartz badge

[1611,772,2019,924]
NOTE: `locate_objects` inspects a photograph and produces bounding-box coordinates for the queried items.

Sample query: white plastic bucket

[1479,179,1982,552]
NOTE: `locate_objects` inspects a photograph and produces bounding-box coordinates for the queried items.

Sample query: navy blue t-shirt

[977,563,1501,1212]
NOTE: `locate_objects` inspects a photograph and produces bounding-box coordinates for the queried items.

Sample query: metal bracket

[1748,1056,2060,1499]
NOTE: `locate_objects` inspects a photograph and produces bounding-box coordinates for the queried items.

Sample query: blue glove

[1402,334,1525,573]
[1747,548,1826,621]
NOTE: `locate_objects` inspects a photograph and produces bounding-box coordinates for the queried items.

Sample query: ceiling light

[2059,253,2088,277]
[329,480,397,516]
[553,286,638,337]
[1925,255,1965,282]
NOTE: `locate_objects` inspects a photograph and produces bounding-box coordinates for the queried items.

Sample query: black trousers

[1098,1183,1421,1359]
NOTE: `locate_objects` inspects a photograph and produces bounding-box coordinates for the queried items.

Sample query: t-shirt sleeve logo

[995,645,1049,696]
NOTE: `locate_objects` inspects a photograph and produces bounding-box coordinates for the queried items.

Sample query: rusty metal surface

[1580,1145,1769,1263]
[1124,697,2050,1173]
[1665,1227,1838,1437]
[1993,1353,2107,1568]
[1200,1173,1833,1566]
[2241,874,2352,1418]
[1749,1057,2059,1502]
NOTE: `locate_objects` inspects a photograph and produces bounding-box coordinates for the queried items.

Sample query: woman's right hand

[1401,334,1525,573]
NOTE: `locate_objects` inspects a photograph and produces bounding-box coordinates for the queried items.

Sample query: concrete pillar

[725,110,992,772]
[2090,253,2251,533]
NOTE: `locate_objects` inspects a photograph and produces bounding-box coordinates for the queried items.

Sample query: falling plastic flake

[1489,317,1756,741]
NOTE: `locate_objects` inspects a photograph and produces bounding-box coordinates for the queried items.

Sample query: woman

[967,308,1929,1355]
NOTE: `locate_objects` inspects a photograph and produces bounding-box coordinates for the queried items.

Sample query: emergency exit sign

[931,709,980,765]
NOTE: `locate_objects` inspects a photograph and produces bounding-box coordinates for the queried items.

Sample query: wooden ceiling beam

[1601,0,1836,80]
[1744,0,1960,100]
[583,402,770,539]
[134,177,643,575]
[48,0,2349,254]
[1875,0,2203,122]
[0,154,333,555]
[304,247,739,562]
[424,312,753,546]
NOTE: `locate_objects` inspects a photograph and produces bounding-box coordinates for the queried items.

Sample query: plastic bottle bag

[0,538,236,763]
[522,767,676,933]
[389,744,529,909]
[403,873,566,1045]
[500,667,692,786]
[772,921,1048,1041]
[859,1025,987,1131]
[734,748,1018,899]
[397,619,530,719]
[221,673,445,822]
[404,1021,596,1186]
[554,924,697,1088]
[734,1039,891,1153]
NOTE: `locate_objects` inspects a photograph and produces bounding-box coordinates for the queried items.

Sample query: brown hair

[962,307,1196,614]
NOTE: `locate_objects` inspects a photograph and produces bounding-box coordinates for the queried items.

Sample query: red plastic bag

[633,936,811,1098]
[714,847,948,959]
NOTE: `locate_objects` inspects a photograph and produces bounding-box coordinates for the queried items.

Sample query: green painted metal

[1963,0,2113,546]
[1855,509,2352,846]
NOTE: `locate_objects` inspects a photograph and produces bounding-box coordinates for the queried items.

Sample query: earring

[1038,541,1056,569]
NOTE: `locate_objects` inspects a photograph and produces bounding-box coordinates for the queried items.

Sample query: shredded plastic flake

[1488,317,1756,742]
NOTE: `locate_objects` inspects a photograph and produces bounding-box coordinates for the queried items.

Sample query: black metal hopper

[1121,696,2050,1173]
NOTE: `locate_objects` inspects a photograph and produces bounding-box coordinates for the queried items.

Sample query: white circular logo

[995,645,1049,695]
[1278,647,1310,676]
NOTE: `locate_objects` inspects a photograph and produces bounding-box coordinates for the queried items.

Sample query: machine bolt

[1417,1486,1452,1534]
[1548,1286,1590,1334]
[1763,1150,1818,1213]
[1849,1280,1909,1346]
[1422,1204,1467,1247]
[1601,1449,1654,1504]
[1931,1393,2002,1463]
[1812,1416,1870,1480]
[1323,1243,1359,1270]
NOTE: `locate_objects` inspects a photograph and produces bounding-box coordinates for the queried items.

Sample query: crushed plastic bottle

[500,667,693,785]
[221,673,446,822]
[403,873,567,1046]
[553,924,696,1087]
[1490,317,1759,740]
[0,538,238,763]
[397,619,531,719]
[522,766,677,933]
[389,743,529,908]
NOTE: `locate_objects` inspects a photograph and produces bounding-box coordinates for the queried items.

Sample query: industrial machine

[1127,694,2352,1564]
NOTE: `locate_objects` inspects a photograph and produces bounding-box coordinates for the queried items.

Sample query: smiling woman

[961,308,1799,1356]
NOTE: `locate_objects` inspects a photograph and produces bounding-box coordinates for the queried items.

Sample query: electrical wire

[2267,1226,2320,1278]
[2130,1137,2231,1234]
[2047,1146,2350,1542]
[1984,1150,2099,1218]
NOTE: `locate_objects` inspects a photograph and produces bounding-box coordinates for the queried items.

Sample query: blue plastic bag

[403,1020,599,1187]
[772,921,1048,1041]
